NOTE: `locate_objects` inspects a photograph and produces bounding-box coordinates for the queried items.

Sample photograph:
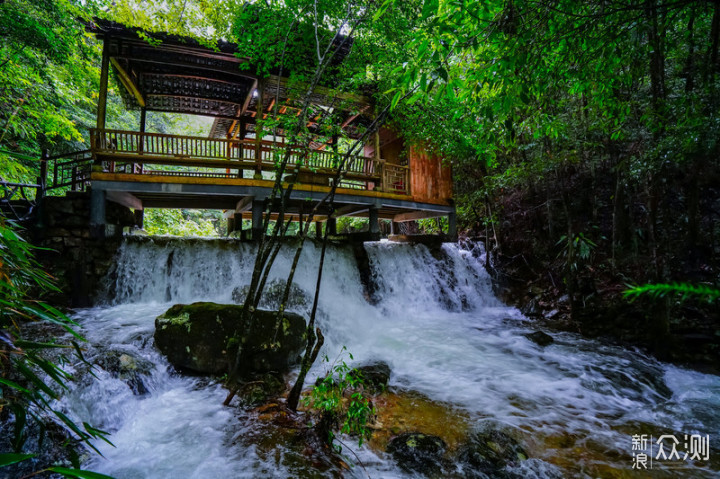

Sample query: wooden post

[369,205,380,238]
[374,126,382,191]
[251,199,264,240]
[234,212,243,233]
[447,211,457,240]
[134,209,144,229]
[134,107,147,173]
[254,81,264,180]
[327,217,337,236]
[95,38,111,167]
[227,217,235,235]
[90,188,106,238]
[38,149,48,200]
[238,119,247,178]
[315,221,322,237]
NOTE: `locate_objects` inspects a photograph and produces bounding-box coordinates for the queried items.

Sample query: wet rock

[231,279,310,311]
[457,429,528,477]
[386,432,447,474]
[525,331,554,347]
[236,373,286,407]
[520,298,542,318]
[154,302,306,379]
[351,361,391,392]
[96,349,154,395]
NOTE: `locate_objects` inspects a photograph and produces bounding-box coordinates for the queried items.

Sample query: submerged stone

[236,373,286,408]
[96,349,154,395]
[386,432,447,474]
[154,302,306,378]
[457,428,528,477]
[525,331,554,347]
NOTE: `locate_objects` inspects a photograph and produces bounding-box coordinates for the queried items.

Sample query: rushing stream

[57,237,719,478]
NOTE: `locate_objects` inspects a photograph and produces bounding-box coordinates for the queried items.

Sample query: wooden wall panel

[409,145,453,205]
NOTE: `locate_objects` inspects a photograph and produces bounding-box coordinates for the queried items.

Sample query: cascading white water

[60,237,719,478]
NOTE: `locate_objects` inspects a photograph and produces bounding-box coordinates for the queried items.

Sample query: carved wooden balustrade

[86,129,410,195]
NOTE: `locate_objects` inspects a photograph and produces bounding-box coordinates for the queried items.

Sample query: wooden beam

[235,196,254,213]
[110,58,145,107]
[393,210,446,222]
[97,39,110,132]
[147,93,241,107]
[341,104,370,128]
[107,190,143,210]
[331,204,369,218]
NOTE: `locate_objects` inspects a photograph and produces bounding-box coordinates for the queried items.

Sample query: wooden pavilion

[51,19,456,239]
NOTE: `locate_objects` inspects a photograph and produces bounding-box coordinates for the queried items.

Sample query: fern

[623,282,720,303]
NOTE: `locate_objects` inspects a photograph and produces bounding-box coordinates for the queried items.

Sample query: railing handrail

[47,149,92,161]
[0,180,41,189]
[90,128,378,162]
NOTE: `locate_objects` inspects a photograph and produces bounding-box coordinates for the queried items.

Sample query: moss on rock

[154,302,306,378]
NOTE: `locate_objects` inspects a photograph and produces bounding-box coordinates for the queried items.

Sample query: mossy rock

[386,432,447,474]
[154,302,306,379]
[351,361,391,392]
[457,428,528,477]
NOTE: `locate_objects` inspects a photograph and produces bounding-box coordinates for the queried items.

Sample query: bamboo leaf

[48,467,115,479]
[0,453,35,467]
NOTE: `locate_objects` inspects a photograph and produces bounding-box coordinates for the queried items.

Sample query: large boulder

[154,302,306,378]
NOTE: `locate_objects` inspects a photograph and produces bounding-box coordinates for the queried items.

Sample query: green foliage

[0,218,112,474]
[556,232,598,271]
[143,209,224,237]
[624,283,720,304]
[302,347,374,449]
[336,217,368,234]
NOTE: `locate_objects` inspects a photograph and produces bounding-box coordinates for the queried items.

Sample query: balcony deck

[49,129,455,234]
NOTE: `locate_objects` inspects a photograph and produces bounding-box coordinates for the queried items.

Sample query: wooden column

[238,119,246,179]
[374,126,381,191]
[448,211,457,240]
[315,221,322,237]
[38,149,48,200]
[95,38,111,167]
[254,81,264,180]
[233,212,243,232]
[135,107,146,173]
[227,217,235,235]
[369,205,380,238]
[90,188,106,238]
[134,209,144,229]
[251,200,264,240]
[327,217,337,236]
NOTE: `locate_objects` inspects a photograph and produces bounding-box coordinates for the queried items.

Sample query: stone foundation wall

[34,192,134,307]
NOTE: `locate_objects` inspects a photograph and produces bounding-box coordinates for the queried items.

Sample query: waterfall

[55,236,719,478]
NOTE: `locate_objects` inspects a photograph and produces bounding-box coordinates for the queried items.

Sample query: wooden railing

[48,150,93,192]
[88,129,409,195]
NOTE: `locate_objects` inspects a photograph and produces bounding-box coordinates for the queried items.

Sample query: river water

[59,237,719,478]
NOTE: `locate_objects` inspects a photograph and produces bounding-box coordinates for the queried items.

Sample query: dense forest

[1,0,719,477]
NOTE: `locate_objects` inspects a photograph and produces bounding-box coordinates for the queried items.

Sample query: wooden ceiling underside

[90,20,373,141]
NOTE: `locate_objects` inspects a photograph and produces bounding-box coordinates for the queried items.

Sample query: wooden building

[49,20,455,239]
